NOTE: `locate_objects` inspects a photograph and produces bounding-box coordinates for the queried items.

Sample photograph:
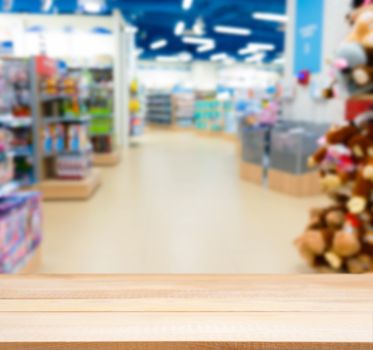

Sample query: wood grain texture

[0,275,372,349]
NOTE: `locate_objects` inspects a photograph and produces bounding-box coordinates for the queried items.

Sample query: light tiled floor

[41,130,327,273]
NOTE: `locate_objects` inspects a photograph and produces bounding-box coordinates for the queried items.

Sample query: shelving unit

[0,58,42,273]
[172,91,195,128]
[146,91,173,126]
[29,56,101,200]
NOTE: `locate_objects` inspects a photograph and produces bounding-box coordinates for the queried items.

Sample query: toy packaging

[0,192,42,273]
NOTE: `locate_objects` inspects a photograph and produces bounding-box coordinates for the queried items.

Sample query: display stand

[92,149,121,166]
[26,56,102,201]
[240,161,263,185]
[40,168,101,200]
[268,169,321,197]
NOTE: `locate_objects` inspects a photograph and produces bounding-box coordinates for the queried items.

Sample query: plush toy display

[296,112,373,272]
[296,0,373,273]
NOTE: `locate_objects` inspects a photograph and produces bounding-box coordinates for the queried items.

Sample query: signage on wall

[293,0,324,75]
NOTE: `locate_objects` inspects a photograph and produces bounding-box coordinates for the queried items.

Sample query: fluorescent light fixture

[238,46,259,55]
[273,57,285,65]
[135,48,144,57]
[182,36,214,45]
[249,43,275,51]
[214,25,251,36]
[42,0,53,11]
[150,39,167,50]
[126,26,138,34]
[182,0,193,10]
[82,0,102,13]
[197,43,215,53]
[245,53,265,63]
[210,53,228,61]
[253,12,288,23]
[175,21,185,36]
[179,52,193,62]
[156,56,179,62]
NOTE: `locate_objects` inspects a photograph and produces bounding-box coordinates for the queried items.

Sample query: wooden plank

[39,168,101,200]
[0,275,372,349]
[92,149,121,166]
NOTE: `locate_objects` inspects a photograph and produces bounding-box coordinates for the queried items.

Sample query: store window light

[174,21,185,36]
[179,52,192,62]
[252,12,288,23]
[214,25,251,36]
[182,0,193,11]
[150,39,168,50]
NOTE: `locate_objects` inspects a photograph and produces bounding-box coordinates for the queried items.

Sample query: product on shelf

[172,90,195,128]
[129,79,145,136]
[0,192,42,273]
[38,57,94,181]
[194,92,223,132]
[56,153,92,180]
[146,90,173,125]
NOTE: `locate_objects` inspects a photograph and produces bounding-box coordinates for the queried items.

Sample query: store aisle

[41,131,327,273]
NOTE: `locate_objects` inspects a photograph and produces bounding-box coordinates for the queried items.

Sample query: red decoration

[345,98,373,121]
[297,70,310,85]
[35,55,57,78]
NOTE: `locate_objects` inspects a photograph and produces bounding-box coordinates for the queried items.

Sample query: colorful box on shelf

[0,192,42,273]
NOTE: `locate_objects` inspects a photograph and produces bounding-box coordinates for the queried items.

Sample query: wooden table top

[0,274,372,349]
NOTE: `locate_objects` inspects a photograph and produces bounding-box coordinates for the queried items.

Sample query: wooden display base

[240,161,263,185]
[39,168,101,200]
[17,245,41,274]
[268,169,321,197]
[93,149,121,167]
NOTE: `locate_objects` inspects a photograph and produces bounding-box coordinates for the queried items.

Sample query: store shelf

[40,168,102,200]
[43,146,92,157]
[42,115,91,124]
[92,149,121,166]
[0,115,32,128]
[13,146,33,157]
[40,93,77,102]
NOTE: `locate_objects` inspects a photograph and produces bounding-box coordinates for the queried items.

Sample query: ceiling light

[175,21,185,36]
[82,0,102,13]
[214,25,251,36]
[135,48,144,57]
[210,53,228,61]
[182,0,193,10]
[156,56,179,62]
[126,26,138,34]
[273,57,285,65]
[42,0,53,12]
[252,12,288,23]
[182,36,214,45]
[245,53,265,63]
[179,52,193,62]
[197,43,215,53]
[249,43,275,51]
[238,46,258,55]
[150,39,168,50]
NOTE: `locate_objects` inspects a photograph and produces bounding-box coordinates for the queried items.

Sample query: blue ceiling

[0,0,286,62]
